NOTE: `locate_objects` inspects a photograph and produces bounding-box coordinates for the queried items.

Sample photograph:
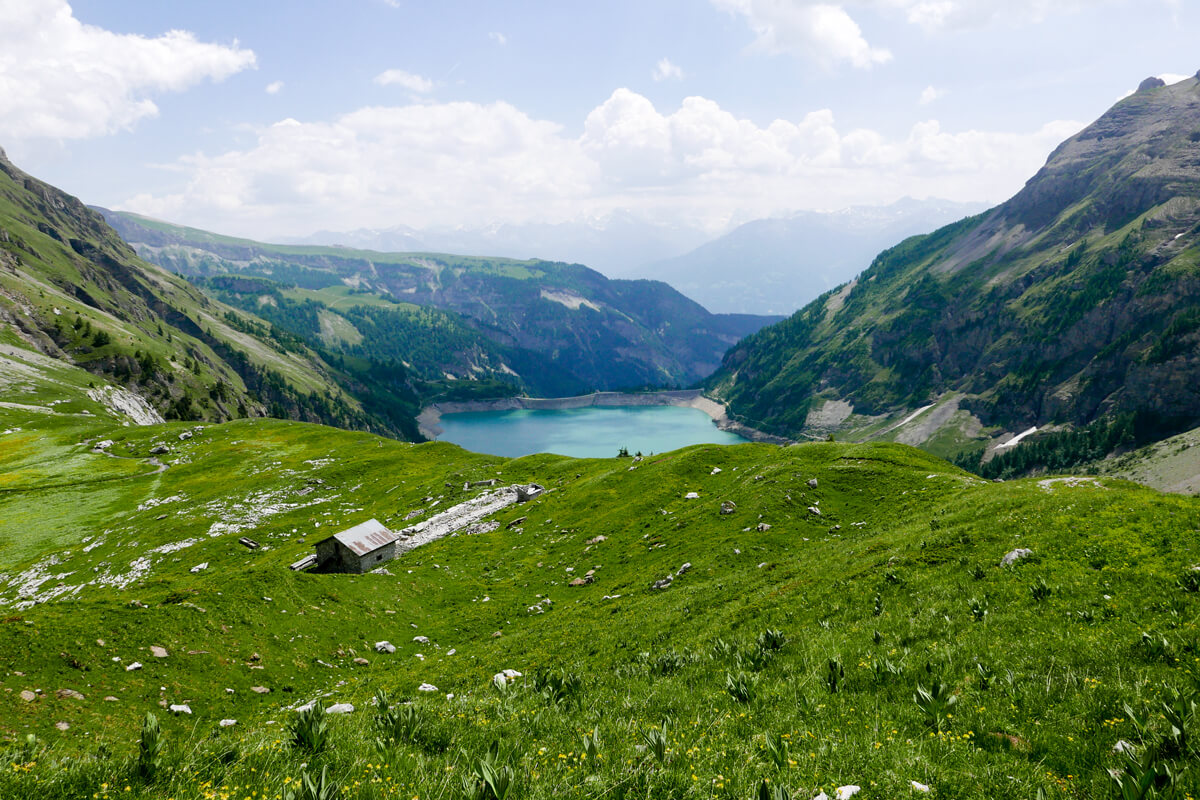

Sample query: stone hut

[314,518,398,573]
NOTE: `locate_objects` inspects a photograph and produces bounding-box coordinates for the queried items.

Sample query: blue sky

[2,0,1197,240]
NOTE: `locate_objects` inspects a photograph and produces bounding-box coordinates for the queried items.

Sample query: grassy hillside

[708,78,1200,470]
[0,400,1197,799]
[101,209,782,396]
[0,149,420,439]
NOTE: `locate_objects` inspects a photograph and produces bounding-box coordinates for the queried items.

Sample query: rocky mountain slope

[708,74,1200,462]
[0,148,420,438]
[101,210,782,396]
[641,198,986,315]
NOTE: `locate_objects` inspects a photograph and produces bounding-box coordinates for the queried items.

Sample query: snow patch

[997,426,1038,449]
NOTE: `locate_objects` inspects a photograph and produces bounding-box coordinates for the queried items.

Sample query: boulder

[569,576,593,587]
[413,635,430,644]
[178,431,193,441]
[149,444,170,455]
[374,641,395,654]
[55,689,84,700]
[326,703,354,714]
[19,690,35,702]
[1001,548,1033,566]
[169,704,192,715]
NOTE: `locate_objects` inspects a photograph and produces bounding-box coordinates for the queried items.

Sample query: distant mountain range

[100,210,781,399]
[708,74,1200,466]
[635,199,988,315]
[286,212,711,278]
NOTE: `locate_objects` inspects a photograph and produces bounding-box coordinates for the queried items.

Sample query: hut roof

[322,518,397,556]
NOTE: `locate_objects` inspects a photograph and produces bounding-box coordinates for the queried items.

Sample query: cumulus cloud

[653,58,685,81]
[119,90,1082,238]
[918,85,945,105]
[265,80,284,94]
[712,0,891,68]
[374,69,434,93]
[0,0,256,141]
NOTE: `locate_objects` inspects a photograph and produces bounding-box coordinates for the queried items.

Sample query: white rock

[190,563,208,573]
[417,683,438,692]
[835,787,860,800]
[446,693,455,700]
[910,781,930,793]
[326,703,354,714]
[447,649,456,656]
[710,467,721,475]
[219,719,237,727]
[685,492,700,499]
[375,641,396,654]
[413,635,430,644]
[125,662,142,672]
[169,704,192,715]
[1001,548,1034,566]
[150,646,168,658]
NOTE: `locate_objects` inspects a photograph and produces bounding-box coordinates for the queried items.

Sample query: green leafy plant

[968,596,989,621]
[136,711,163,781]
[763,731,789,771]
[461,742,514,800]
[726,671,758,704]
[291,704,330,754]
[286,766,339,800]
[640,723,669,765]
[581,725,602,765]
[825,658,844,694]
[530,669,584,708]
[756,629,787,652]
[1029,576,1052,602]
[914,680,958,731]
[757,779,791,800]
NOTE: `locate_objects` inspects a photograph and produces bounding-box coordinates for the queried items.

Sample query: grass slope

[0,403,1197,799]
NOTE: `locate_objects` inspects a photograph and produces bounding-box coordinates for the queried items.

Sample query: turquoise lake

[435,405,747,458]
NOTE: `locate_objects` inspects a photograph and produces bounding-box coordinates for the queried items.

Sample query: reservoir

[435,404,747,458]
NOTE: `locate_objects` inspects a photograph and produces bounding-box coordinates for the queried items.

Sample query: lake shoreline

[418,389,790,445]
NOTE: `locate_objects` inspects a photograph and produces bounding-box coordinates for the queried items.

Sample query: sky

[1,0,1197,242]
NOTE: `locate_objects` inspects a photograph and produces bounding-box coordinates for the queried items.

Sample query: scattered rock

[835,786,861,800]
[710,467,722,475]
[169,704,192,715]
[150,646,168,658]
[720,500,737,515]
[757,523,772,532]
[586,535,607,544]
[684,492,699,499]
[506,516,527,530]
[55,689,84,700]
[149,444,170,455]
[375,641,395,654]
[129,601,147,609]
[326,703,354,714]
[413,635,430,644]
[189,562,209,574]
[104,696,118,702]
[1001,548,1033,567]
[250,686,270,694]
[178,431,193,441]
[807,506,821,516]
[569,576,593,587]
[807,478,818,489]
[219,719,237,727]
[55,721,69,731]
[491,631,502,638]
[353,657,369,666]
[910,782,930,794]
[677,562,692,575]
[652,575,674,590]
[417,683,439,692]
[249,652,261,662]
[757,562,768,569]
[125,662,143,672]
[19,690,35,702]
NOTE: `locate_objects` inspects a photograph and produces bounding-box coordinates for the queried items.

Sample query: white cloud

[653,58,685,81]
[120,90,1082,238]
[712,0,891,68]
[374,69,434,93]
[265,80,284,95]
[918,85,945,105]
[489,31,507,45]
[0,0,256,140]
